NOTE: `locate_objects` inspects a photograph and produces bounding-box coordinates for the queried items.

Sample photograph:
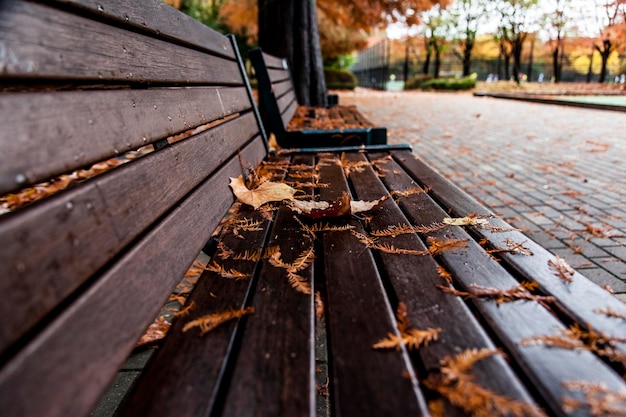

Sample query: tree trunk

[433,42,441,78]
[462,40,473,77]
[586,48,593,83]
[552,46,560,83]
[423,40,432,75]
[258,0,326,105]
[597,40,612,84]
[511,39,523,84]
[527,40,534,82]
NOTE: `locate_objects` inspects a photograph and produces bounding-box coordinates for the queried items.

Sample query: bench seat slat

[53,0,235,58]
[0,86,251,195]
[344,153,538,408]
[220,158,317,416]
[375,151,626,414]
[395,152,626,356]
[0,113,261,353]
[317,155,429,417]
[116,205,276,417]
[1,1,241,84]
[0,139,267,417]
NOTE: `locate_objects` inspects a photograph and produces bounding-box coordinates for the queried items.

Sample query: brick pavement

[339,89,626,302]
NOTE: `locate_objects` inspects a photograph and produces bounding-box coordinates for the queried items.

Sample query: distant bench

[250,48,387,148]
[2,1,626,417]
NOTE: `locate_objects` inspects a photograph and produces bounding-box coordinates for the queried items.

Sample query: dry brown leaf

[229,176,297,209]
[350,195,388,214]
[374,302,441,350]
[443,216,489,227]
[563,381,626,416]
[136,317,171,347]
[288,192,351,218]
[424,348,546,417]
[548,256,575,283]
[183,306,254,335]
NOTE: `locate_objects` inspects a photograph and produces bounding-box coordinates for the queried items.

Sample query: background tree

[496,0,539,84]
[419,4,449,77]
[541,0,571,82]
[448,0,488,76]
[594,0,626,83]
[258,0,326,105]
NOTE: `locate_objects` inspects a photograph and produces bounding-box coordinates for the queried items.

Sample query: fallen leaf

[351,195,388,214]
[229,176,297,209]
[288,192,351,218]
[443,216,489,227]
[136,317,171,347]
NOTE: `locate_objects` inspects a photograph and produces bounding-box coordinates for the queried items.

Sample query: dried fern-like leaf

[390,187,430,200]
[216,241,235,259]
[548,256,575,283]
[232,248,263,262]
[519,333,586,350]
[373,302,441,350]
[183,306,254,335]
[562,381,626,416]
[443,216,490,227]
[594,307,626,321]
[205,261,250,280]
[315,291,324,319]
[424,348,546,417]
[371,222,446,237]
[173,301,197,318]
[487,239,534,256]
[287,272,312,295]
[437,265,454,284]
[439,283,556,305]
[427,237,469,256]
[306,222,355,233]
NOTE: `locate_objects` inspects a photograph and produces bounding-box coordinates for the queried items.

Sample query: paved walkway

[339,89,626,302]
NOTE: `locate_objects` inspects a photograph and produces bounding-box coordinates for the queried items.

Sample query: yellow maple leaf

[229,176,297,209]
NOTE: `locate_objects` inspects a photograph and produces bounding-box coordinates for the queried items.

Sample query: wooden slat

[0,86,250,194]
[0,114,261,354]
[276,89,297,115]
[272,80,294,100]
[115,157,290,417]
[316,154,428,417]
[373,152,626,415]
[0,1,242,84]
[220,155,316,417]
[344,152,539,413]
[394,152,626,355]
[53,0,235,58]
[0,138,267,417]
[267,68,291,84]
[261,52,287,69]
[281,99,298,129]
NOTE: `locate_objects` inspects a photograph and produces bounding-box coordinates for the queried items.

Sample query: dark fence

[351,42,625,88]
[351,39,390,90]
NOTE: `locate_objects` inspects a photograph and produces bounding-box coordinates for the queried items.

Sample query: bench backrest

[249,48,298,135]
[0,1,267,416]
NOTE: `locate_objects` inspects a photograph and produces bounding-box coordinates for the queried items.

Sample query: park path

[339,89,626,302]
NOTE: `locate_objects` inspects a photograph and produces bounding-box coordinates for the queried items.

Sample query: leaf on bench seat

[424,348,546,417]
[562,381,626,416]
[229,176,297,210]
[374,302,441,351]
[183,306,254,336]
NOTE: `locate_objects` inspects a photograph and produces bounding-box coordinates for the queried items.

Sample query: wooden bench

[249,48,388,148]
[2,2,626,417]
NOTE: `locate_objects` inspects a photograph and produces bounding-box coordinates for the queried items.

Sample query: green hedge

[405,74,477,91]
[324,68,357,90]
